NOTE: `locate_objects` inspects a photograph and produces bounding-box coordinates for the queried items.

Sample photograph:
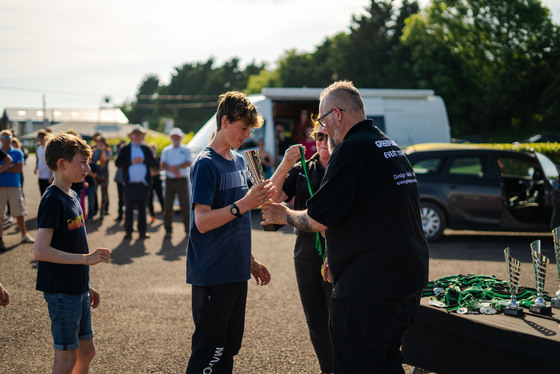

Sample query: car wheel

[419,202,446,242]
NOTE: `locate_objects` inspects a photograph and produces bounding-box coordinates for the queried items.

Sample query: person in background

[7,136,26,219]
[113,141,127,222]
[115,125,158,240]
[262,81,429,374]
[0,147,12,252]
[275,125,291,165]
[0,130,34,248]
[257,139,274,179]
[270,122,334,374]
[147,143,164,224]
[92,136,112,216]
[85,157,98,221]
[161,127,191,239]
[35,129,54,196]
[300,127,317,160]
[292,109,313,145]
[66,129,87,215]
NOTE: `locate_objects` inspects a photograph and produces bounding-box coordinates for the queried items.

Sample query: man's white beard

[328,136,338,153]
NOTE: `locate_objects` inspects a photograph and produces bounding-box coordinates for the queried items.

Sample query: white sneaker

[21,234,35,243]
[6,216,13,223]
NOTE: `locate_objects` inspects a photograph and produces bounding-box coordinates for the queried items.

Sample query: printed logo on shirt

[394,171,418,186]
[67,214,85,230]
[219,170,247,191]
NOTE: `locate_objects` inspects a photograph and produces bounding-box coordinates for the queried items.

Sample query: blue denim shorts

[43,292,94,350]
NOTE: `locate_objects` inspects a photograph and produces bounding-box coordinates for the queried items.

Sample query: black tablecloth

[402,297,560,373]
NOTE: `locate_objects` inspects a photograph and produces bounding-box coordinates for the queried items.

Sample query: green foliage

[487,142,560,166]
[401,0,560,139]
[122,58,265,134]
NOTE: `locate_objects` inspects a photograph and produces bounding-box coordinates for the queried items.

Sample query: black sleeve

[114,146,130,168]
[282,162,302,202]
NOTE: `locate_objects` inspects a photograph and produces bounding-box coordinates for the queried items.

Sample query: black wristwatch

[230,203,242,218]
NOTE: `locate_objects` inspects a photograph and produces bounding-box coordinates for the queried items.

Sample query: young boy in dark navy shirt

[186,91,275,373]
[34,133,111,373]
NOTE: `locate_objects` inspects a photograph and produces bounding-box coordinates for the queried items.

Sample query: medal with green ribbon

[299,146,325,260]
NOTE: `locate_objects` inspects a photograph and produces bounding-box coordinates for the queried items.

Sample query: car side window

[497,157,535,178]
[448,157,483,177]
[411,157,442,175]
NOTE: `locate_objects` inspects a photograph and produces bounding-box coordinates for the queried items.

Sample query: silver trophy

[244,149,281,232]
[529,240,552,315]
[504,247,523,317]
[552,227,560,308]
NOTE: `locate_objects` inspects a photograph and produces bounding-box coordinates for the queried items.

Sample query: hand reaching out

[85,248,111,265]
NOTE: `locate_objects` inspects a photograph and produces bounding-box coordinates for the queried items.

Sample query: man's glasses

[1,136,12,140]
[313,132,328,142]
[317,107,344,127]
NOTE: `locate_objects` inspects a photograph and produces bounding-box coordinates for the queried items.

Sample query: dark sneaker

[0,239,6,252]
[139,233,151,239]
[124,233,132,240]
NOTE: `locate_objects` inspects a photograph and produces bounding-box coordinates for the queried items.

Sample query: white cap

[169,127,184,138]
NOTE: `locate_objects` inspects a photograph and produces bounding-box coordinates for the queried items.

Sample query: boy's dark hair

[215,91,263,131]
[45,133,93,171]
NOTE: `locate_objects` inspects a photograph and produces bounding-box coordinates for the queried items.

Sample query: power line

[0,85,127,98]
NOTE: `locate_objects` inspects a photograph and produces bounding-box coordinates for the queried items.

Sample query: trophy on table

[244,149,282,232]
[529,240,552,315]
[504,247,524,317]
[551,227,560,309]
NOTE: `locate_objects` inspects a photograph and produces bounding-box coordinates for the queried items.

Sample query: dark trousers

[124,183,149,234]
[148,176,164,216]
[294,259,333,373]
[329,292,421,374]
[164,178,190,234]
[39,179,50,196]
[96,175,109,214]
[116,182,124,218]
[186,282,247,374]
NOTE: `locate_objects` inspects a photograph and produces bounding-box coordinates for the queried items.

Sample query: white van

[187,87,451,160]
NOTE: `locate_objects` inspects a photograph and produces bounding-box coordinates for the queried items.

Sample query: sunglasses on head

[314,132,328,142]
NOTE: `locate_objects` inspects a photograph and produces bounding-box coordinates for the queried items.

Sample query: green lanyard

[299,147,325,260]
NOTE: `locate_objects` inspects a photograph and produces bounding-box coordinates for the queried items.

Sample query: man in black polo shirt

[262,81,429,374]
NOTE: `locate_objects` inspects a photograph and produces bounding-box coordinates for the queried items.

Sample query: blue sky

[1,0,559,111]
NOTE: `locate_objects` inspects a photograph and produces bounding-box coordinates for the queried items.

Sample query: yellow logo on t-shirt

[67,214,85,230]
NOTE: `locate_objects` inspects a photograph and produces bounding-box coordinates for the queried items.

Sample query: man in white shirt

[161,127,192,239]
[34,129,53,196]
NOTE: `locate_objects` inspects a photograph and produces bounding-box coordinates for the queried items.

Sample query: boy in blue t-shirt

[186,91,276,373]
[34,133,111,373]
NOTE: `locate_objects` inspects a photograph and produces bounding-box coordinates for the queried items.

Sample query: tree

[126,58,266,133]
[122,74,161,127]
[401,0,560,139]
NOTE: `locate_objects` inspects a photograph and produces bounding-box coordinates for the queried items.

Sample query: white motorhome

[187,87,451,160]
